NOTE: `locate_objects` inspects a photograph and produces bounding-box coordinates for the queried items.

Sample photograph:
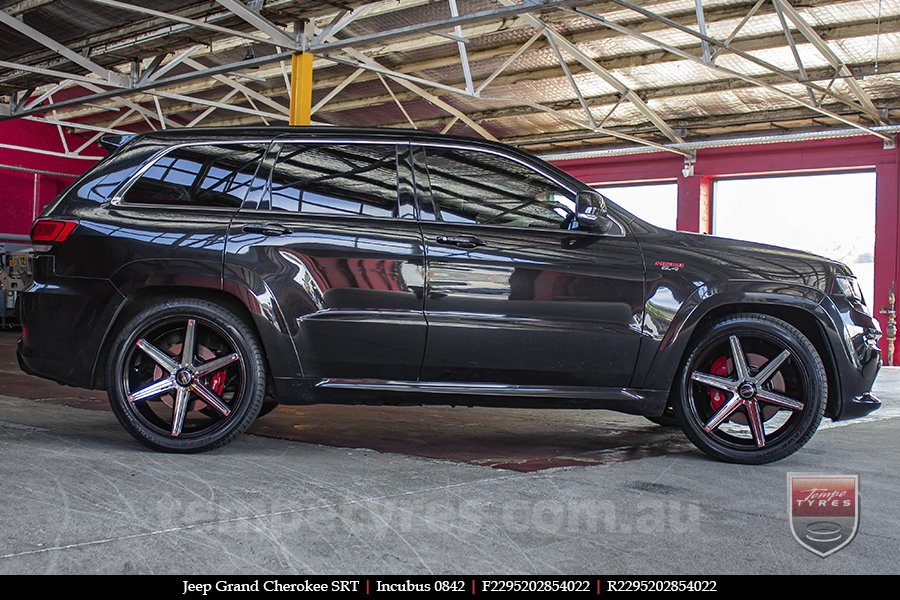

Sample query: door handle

[435,234,486,249]
[242,223,292,236]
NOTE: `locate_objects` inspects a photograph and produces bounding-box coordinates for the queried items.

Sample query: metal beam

[26,0,834,122]
[0,49,295,121]
[77,81,178,128]
[0,9,124,84]
[772,0,816,106]
[24,115,128,135]
[694,0,711,64]
[313,0,592,53]
[505,3,684,144]
[545,32,595,129]
[182,57,289,115]
[448,0,474,94]
[342,48,496,141]
[323,54,468,97]
[605,0,881,123]
[713,0,765,61]
[186,88,240,127]
[214,0,297,49]
[378,73,418,129]
[85,0,273,46]
[0,142,104,160]
[374,60,900,134]
[147,46,203,82]
[72,108,135,153]
[0,59,109,89]
[772,0,884,123]
[311,68,364,115]
[314,4,375,44]
[138,54,166,85]
[23,81,69,110]
[574,6,894,143]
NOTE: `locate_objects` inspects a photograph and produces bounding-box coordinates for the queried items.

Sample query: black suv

[17,127,881,463]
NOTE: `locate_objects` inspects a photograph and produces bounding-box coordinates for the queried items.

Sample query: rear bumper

[17,274,123,389]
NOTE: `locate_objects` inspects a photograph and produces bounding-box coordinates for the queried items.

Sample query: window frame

[412,141,626,236]
[110,139,273,211]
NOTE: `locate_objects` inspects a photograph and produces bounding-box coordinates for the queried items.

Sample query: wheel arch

[90,283,299,399]
[642,287,842,419]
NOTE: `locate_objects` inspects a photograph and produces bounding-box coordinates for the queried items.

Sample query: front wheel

[107,299,266,452]
[675,313,826,464]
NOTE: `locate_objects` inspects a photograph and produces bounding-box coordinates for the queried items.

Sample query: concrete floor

[1,331,898,574]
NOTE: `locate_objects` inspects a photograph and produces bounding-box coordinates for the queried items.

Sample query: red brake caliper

[210,371,227,395]
[708,356,730,411]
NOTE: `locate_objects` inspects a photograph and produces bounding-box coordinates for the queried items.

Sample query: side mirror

[575,190,612,233]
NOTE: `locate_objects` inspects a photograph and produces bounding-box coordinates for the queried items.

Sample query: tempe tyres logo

[788,474,859,557]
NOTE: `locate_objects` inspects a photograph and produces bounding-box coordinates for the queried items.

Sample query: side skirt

[272,377,669,416]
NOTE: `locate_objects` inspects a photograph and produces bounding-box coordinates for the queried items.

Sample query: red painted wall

[0,119,102,237]
[554,136,900,357]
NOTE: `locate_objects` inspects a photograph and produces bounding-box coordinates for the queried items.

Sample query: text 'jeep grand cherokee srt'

[17,127,882,463]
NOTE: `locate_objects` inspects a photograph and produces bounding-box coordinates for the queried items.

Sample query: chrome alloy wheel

[687,333,810,450]
[122,317,245,439]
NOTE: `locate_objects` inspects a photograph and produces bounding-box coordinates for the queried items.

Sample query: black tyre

[674,313,826,464]
[107,298,266,452]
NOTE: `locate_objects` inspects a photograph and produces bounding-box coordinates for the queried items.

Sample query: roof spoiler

[99,134,136,152]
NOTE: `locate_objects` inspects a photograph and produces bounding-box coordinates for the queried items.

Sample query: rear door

[413,144,646,388]
[225,139,427,381]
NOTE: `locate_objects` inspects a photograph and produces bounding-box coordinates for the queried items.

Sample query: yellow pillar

[289,52,313,126]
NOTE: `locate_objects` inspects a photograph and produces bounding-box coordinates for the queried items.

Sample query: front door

[226,140,427,380]
[414,144,645,388]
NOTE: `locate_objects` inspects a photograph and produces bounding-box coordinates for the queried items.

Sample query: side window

[121,143,266,208]
[268,143,399,218]
[422,147,574,230]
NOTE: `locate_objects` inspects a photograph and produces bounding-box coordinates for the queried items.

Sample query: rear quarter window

[42,141,163,216]
[120,143,267,208]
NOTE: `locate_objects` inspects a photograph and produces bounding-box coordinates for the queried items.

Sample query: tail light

[31,218,78,243]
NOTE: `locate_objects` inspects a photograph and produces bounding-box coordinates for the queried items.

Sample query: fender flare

[637,280,839,393]
[91,258,301,388]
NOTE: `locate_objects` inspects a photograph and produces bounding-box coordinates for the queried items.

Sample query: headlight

[834,274,864,304]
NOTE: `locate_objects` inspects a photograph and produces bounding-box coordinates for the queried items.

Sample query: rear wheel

[107,299,266,452]
[675,313,826,464]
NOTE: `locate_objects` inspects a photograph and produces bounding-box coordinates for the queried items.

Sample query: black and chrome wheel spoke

[136,339,178,373]
[756,388,804,411]
[729,335,750,381]
[755,349,790,385]
[171,387,190,437]
[703,394,743,432]
[191,382,232,417]
[691,371,736,393]
[746,401,766,448]
[195,353,240,377]
[127,377,176,403]
[182,318,197,365]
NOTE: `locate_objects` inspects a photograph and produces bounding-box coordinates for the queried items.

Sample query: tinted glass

[122,143,266,208]
[423,147,574,229]
[268,144,399,217]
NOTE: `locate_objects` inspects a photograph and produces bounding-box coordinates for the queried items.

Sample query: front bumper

[820,295,882,420]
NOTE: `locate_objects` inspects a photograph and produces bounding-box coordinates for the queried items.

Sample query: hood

[632,224,840,293]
